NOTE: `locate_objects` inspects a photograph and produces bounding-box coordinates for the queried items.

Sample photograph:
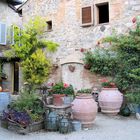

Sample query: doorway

[14,62,19,94]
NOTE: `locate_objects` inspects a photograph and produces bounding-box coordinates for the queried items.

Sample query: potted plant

[0,71,10,116]
[98,79,123,115]
[2,89,45,134]
[49,82,74,106]
[76,88,92,95]
[125,91,140,119]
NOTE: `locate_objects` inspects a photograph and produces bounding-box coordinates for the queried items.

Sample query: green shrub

[125,91,140,104]
[84,22,140,92]
[84,49,118,76]
[22,49,51,86]
[10,88,45,122]
[77,88,92,94]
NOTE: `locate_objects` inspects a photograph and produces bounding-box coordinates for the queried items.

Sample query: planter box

[1,119,8,129]
[29,121,44,132]
[8,120,44,134]
[8,121,29,134]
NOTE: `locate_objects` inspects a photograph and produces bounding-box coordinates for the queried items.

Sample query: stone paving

[0,113,140,140]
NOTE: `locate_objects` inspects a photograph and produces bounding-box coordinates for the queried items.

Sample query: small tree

[6,17,59,88]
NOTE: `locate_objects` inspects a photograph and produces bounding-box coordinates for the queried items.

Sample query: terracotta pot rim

[53,94,65,97]
[76,94,93,99]
[102,88,118,90]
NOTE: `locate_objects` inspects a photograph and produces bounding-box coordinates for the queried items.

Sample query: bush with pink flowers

[101,79,116,88]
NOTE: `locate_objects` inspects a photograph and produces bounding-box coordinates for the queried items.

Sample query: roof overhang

[7,0,22,6]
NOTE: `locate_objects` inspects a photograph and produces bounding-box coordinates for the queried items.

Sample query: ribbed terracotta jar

[98,88,123,115]
[71,94,97,128]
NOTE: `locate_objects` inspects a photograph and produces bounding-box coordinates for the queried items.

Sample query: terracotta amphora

[98,88,123,115]
[71,94,97,129]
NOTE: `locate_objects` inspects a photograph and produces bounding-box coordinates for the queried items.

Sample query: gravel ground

[0,113,140,140]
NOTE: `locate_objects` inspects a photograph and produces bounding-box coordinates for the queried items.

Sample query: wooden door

[14,62,19,94]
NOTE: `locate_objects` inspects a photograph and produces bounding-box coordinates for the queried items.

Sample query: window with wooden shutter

[81,6,93,26]
[0,22,7,45]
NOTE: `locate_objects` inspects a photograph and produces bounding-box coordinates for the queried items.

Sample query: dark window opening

[18,9,22,17]
[46,21,52,31]
[97,3,109,24]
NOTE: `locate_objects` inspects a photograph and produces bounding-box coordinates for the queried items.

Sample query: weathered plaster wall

[0,0,22,51]
[0,0,22,27]
[22,0,140,90]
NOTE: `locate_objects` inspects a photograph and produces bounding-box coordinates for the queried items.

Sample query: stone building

[20,0,140,91]
[0,0,22,93]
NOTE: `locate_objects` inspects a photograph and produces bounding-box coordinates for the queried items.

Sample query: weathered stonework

[21,0,140,90]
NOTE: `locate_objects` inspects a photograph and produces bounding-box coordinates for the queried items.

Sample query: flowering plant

[101,79,116,88]
[49,82,74,95]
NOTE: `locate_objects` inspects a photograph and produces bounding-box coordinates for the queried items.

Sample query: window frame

[46,20,53,32]
[95,2,110,25]
[0,22,7,45]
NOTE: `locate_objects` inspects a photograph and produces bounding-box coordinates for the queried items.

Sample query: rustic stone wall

[21,0,140,90]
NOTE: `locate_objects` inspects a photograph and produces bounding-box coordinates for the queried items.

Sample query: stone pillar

[19,65,23,91]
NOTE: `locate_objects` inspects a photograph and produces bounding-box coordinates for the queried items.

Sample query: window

[18,9,22,17]
[81,6,93,26]
[96,3,109,24]
[46,21,52,31]
[0,22,7,45]
[7,25,14,45]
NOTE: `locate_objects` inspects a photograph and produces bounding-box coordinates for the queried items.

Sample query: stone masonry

[21,0,140,90]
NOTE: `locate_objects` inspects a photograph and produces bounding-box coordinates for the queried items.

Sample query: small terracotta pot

[0,86,2,92]
[72,94,97,129]
[53,94,65,106]
[98,88,123,115]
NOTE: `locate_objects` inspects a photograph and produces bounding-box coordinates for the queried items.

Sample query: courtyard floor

[0,113,140,140]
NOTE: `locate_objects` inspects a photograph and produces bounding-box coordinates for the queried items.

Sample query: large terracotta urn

[71,94,97,129]
[98,88,123,115]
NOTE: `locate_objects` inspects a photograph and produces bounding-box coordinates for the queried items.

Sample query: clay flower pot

[71,94,97,129]
[53,94,65,106]
[0,86,2,92]
[98,88,123,115]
